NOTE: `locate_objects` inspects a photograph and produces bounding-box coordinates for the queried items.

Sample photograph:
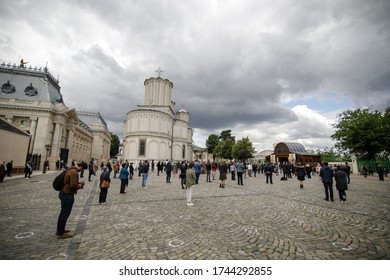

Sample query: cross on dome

[155,67,164,77]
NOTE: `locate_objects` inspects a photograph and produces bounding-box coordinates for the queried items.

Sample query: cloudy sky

[1,0,389,152]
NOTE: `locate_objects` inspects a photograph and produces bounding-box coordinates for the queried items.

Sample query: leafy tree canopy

[331,107,389,160]
[232,137,255,161]
[219,130,235,141]
[214,138,235,160]
[110,133,120,157]
[206,134,219,155]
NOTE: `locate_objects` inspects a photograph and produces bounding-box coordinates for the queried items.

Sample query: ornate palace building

[0,62,111,172]
[122,69,194,162]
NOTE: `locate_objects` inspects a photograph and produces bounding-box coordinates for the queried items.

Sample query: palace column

[29,117,38,153]
[50,121,63,157]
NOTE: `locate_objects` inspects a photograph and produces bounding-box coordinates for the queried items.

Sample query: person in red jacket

[56,161,87,239]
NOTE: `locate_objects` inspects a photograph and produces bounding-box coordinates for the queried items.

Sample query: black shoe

[324,198,329,201]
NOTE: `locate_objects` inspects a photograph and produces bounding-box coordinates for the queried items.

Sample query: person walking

[253,163,258,177]
[6,160,13,177]
[211,162,217,180]
[106,161,112,177]
[194,160,201,184]
[316,163,322,181]
[236,161,244,185]
[185,162,196,206]
[141,160,150,189]
[24,160,33,179]
[264,162,274,184]
[362,165,368,177]
[88,159,95,182]
[247,163,253,177]
[56,161,87,239]
[0,161,6,182]
[344,162,351,184]
[119,163,129,193]
[205,160,212,182]
[334,165,348,203]
[305,164,312,179]
[179,161,187,189]
[99,167,111,204]
[295,162,306,188]
[230,162,236,180]
[113,162,119,178]
[377,165,385,181]
[219,161,228,188]
[129,163,134,180]
[282,162,289,180]
[319,161,334,201]
[165,161,172,183]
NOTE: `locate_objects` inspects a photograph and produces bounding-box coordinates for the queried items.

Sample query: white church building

[122,70,193,162]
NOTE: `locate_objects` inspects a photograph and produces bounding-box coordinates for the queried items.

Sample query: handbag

[101,179,110,189]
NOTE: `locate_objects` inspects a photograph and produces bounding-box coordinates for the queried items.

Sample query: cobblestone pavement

[0,169,389,260]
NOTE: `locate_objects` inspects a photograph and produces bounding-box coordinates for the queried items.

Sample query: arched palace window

[182,144,186,159]
[139,139,146,156]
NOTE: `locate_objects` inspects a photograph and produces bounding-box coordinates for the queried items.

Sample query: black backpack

[53,169,67,191]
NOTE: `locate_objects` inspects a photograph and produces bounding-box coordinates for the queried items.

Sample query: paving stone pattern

[0,169,389,260]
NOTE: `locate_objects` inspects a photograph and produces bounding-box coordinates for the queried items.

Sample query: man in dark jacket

[320,162,334,201]
[264,163,274,184]
[6,160,13,177]
[165,161,172,183]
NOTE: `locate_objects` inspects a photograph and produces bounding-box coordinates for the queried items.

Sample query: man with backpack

[56,161,87,239]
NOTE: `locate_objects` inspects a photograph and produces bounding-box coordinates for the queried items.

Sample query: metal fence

[357,159,389,175]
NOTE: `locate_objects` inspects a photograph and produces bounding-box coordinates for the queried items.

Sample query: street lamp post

[43,144,51,173]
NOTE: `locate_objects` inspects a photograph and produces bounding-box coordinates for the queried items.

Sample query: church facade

[122,72,193,162]
[0,62,111,172]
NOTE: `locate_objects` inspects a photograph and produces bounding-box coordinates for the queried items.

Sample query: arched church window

[182,144,186,159]
[139,139,146,156]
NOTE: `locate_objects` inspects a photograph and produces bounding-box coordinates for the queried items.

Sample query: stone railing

[0,62,60,84]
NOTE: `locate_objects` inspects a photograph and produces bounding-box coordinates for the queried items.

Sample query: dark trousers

[323,183,334,200]
[206,171,211,182]
[231,171,235,180]
[99,188,108,202]
[57,192,74,234]
[266,173,273,184]
[237,172,243,185]
[88,171,94,181]
[120,179,127,193]
[338,189,346,201]
[195,173,200,184]
[166,172,172,183]
[181,176,186,188]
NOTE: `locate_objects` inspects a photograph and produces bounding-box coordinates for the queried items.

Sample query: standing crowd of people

[6,156,375,240]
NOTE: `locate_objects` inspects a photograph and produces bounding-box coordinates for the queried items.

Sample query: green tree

[214,138,235,160]
[219,129,235,141]
[110,133,120,157]
[383,107,390,156]
[316,147,350,162]
[331,107,389,160]
[206,134,219,157]
[232,137,255,161]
